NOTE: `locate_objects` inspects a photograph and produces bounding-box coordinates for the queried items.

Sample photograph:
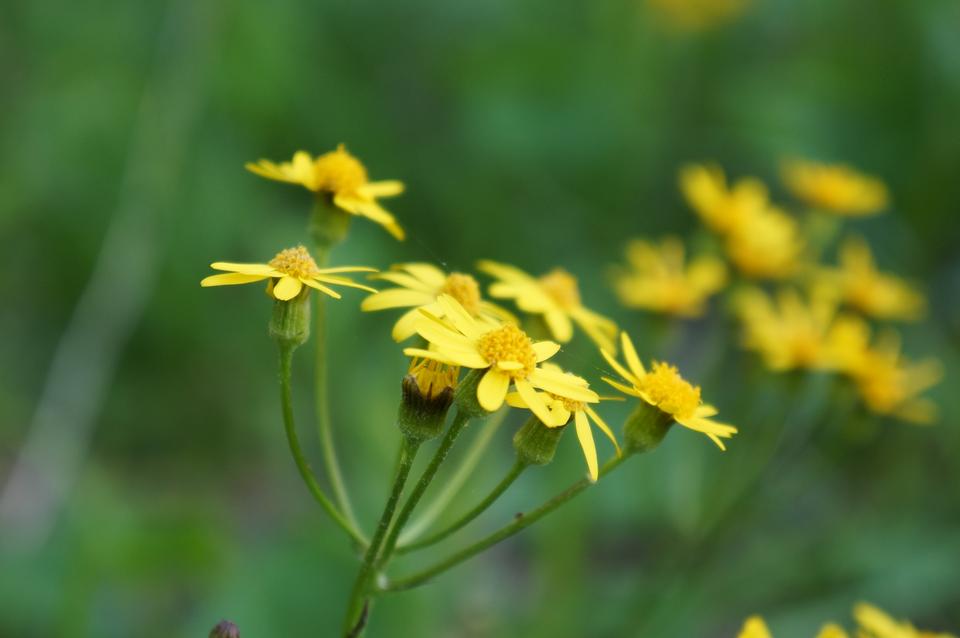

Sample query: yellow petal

[402,347,458,366]
[273,276,303,301]
[543,310,574,343]
[437,295,484,339]
[302,278,341,298]
[359,180,405,198]
[529,367,598,402]
[497,361,525,371]
[397,262,447,288]
[505,392,527,408]
[372,271,437,292]
[585,406,621,456]
[313,275,378,293]
[515,378,554,425]
[361,289,434,311]
[620,332,646,379]
[477,369,510,411]
[602,377,643,398]
[532,340,561,362]
[209,262,277,276]
[200,273,268,287]
[574,410,598,482]
[600,348,640,387]
[317,266,379,274]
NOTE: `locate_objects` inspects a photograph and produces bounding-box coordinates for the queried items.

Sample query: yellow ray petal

[574,410,599,482]
[302,278,341,298]
[273,276,304,301]
[529,367,598,402]
[313,275,378,293]
[371,271,436,292]
[532,340,561,362]
[317,266,379,274]
[397,262,447,288]
[497,361,525,371]
[361,289,435,311]
[477,369,510,412]
[515,378,554,425]
[200,273,268,287]
[359,180,405,198]
[437,295,485,339]
[505,392,527,408]
[543,310,574,343]
[209,262,278,276]
[584,406,620,456]
[620,332,646,379]
[402,347,459,366]
[601,377,643,398]
[391,307,424,342]
[600,348,640,387]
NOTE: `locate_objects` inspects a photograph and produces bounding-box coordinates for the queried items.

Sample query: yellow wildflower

[680,164,770,235]
[737,616,772,638]
[200,245,377,301]
[855,602,957,638]
[820,236,925,321]
[246,144,406,239]
[403,295,598,424]
[361,263,513,341]
[477,260,618,352]
[612,237,727,317]
[506,364,620,482]
[724,206,805,280]
[782,158,888,216]
[647,0,752,32]
[601,332,737,449]
[407,357,459,400]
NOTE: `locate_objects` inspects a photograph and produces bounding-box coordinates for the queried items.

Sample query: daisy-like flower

[246,144,406,240]
[200,245,377,301]
[724,206,805,280]
[855,602,956,638]
[736,616,849,638]
[361,263,513,341]
[403,295,598,425]
[601,332,737,449]
[506,364,620,482]
[612,237,727,317]
[477,260,618,352]
[781,158,888,216]
[819,236,925,321]
[679,164,770,235]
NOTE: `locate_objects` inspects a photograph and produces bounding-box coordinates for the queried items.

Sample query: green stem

[375,409,472,569]
[381,454,630,592]
[399,458,527,554]
[341,438,420,637]
[399,407,508,544]
[277,344,365,546]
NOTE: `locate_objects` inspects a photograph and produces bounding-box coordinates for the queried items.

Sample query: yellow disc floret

[312,144,369,194]
[408,357,459,399]
[539,268,582,309]
[642,361,701,420]
[440,272,482,316]
[477,324,537,378]
[268,245,321,279]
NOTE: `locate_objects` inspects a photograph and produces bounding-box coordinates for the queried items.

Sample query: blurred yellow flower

[820,236,925,321]
[736,616,850,638]
[782,158,888,216]
[478,260,619,352]
[246,144,406,239]
[601,332,737,449]
[855,602,956,638]
[680,163,769,235]
[200,245,377,301]
[612,237,727,317]
[724,207,805,280]
[403,295,598,423]
[647,0,751,31]
[506,363,620,482]
[361,263,513,341]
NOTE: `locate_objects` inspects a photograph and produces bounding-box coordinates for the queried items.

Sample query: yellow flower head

[855,602,957,638]
[200,245,377,301]
[724,206,805,280]
[612,237,727,317]
[506,363,620,482]
[782,158,888,216]
[477,260,619,352]
[407,357,459,400]
[737,616,773,638]
[820,236,926,321]
[647,0,752,32]
[601,332,737,449]
[680,164,770,235]
[246,145,406,239]
[403,295,598,424]
[361,263,514,341]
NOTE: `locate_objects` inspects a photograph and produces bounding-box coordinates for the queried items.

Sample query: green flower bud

[513,414,566,466]
[309,195,352,250]
[209,620,240,638]
[398,372,454,444]
[623,401,674,454]
[269,294,310,348]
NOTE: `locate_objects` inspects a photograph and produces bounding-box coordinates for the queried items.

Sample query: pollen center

[558,396,584,412]
[440,273,481,316]
[313,144,369,194]
[539,268,582,308]
[477,324,537,379]
[642,362,701,419]
[269,245,321,279]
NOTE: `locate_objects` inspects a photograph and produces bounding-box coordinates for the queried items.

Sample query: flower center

[409,357,459,399]
[642,362,701,419]
[313,144,369,194]
[539,268,581,308]
[477,324,537,379]
[440,273,482,316]
[269,245,321,279]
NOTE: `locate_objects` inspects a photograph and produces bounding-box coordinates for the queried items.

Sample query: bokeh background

[2,0,959,636]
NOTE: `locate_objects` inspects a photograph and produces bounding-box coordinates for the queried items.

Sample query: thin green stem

[341,438,420,637]
[277,344,365,546]
[399,458,527,554]
[381,454,630,592]
[399,407,507,544]
[374,409,472,569]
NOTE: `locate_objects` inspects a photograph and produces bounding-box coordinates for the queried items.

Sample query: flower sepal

[453,369,489,418]
[310,195,352,250]
[513,414,566,466]
[269,293,311,348]
[398,374,455,444]
[622,401,674,454]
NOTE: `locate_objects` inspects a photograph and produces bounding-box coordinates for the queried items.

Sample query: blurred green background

[2,0,959,636]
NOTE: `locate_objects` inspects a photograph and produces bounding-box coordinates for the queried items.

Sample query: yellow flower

[724,206,805,280]
[855,602,956,638]
[407,357,459,400]
[612,237,727,317]
[477,260,618,352]
[737,616,772,638]
[601,332,737,449]
[404,295,599,424]
[680,164,770,235]
[246,144,406,239]
[820,236,925,321]
[782,158,888,216]
[733,286,840,371]
[506,364,620,482]
[647,0,751,32]
[361,263,513,341]
[200,245,377,301]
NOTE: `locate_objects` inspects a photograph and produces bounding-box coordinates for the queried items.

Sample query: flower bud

[513,414,566,466]
[398,372,455,444]
[209,620,240,638]
[453,369,488,418]
[269,294,310,348]
[622,401,674,453]
[309,196,352,250]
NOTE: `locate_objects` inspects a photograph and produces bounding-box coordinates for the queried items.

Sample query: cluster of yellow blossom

[646,0,752,32]
[611,156,939,424]
[738,602,956,638]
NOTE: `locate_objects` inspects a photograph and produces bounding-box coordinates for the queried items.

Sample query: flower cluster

[738,602,956,638]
